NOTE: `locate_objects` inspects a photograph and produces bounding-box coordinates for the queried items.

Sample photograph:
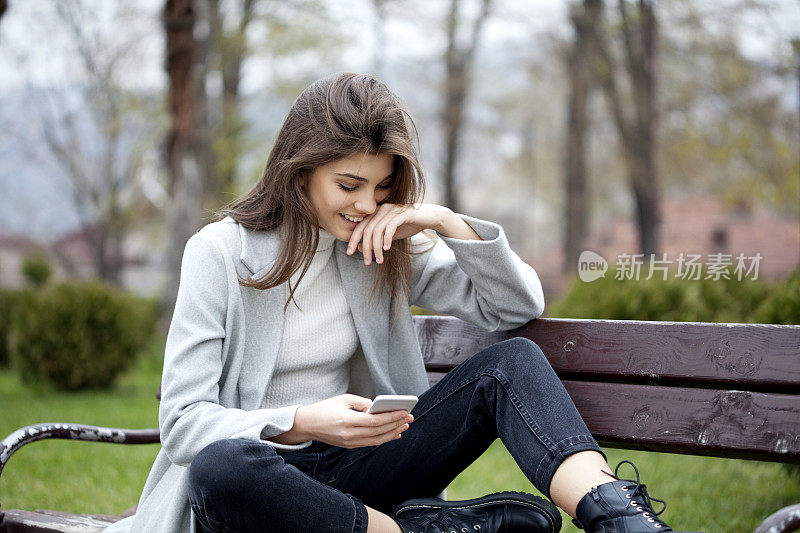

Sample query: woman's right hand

[274,394,414,449]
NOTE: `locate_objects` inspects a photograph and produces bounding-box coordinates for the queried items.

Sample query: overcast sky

[0,0,797,96]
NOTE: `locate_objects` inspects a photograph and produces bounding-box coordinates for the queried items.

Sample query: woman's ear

[298,170,307,188]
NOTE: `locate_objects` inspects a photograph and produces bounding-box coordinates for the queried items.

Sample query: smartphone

[365,394,419,414]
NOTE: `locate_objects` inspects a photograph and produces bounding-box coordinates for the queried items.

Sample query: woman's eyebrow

[334,172,393,183]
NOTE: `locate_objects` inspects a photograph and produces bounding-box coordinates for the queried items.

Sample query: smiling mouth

[340,213,364,223]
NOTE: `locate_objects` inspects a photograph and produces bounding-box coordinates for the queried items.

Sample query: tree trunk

[213,0,255,202]
[106,202,125,287]
[96,224,110,283]
[794,39,800,191]
[164,0,203,318]
[563,0,600,273]
[442,0,491,214]
[193,0,215,211]
[592,0,661,256]
[622,0,659,256]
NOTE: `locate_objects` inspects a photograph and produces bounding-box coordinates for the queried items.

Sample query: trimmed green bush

[0,290,23,367]
[753,270,800,325]
[8,281,158,391]
[549,269,787,323]
[20,255,52,287]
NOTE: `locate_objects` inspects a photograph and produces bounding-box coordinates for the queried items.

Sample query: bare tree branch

[19,1,158,284]
[442,0,493,212]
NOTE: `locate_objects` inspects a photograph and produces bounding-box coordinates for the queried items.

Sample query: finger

[347,215,370,255]
[354,422,409,447]
[380,211,405,253]
[360,206,390,265]
[373,217,386,264]
[367,206,401,264]
[376,423,409,445]
[352,410,410,427]
[341,394,373,412]
[351,419,409,441]
[361,216,374,265]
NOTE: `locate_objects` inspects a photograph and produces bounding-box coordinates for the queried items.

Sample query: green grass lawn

[1,337,798,531]
[0,338,164,516]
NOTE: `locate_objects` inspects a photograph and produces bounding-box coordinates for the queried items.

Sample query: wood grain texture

[416,316,800,463]
[0,508,117,532]
[424,372,799,462]
[562,381,800,463]
[414,316,800,391]
[414,316,507,371]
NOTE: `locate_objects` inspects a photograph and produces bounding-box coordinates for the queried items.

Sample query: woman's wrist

[292,405,312,441]
[435,208,482,241]
[266,405,312,445]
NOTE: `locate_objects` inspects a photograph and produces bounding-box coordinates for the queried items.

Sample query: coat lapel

[238,220,281,276]
[235,223,289,410]
[334,240,394,395]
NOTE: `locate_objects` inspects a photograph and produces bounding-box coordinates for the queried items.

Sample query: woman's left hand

[347,203,451,265]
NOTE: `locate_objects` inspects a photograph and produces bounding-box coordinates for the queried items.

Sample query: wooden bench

[1,316,799,532]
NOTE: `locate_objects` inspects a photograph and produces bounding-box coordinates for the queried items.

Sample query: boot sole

[392,490,562,533]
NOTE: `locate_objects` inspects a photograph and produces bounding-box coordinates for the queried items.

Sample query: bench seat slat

[416,316,800,391]
[1,508,119,532]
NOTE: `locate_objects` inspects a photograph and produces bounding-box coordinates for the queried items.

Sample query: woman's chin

[327,227,351,242]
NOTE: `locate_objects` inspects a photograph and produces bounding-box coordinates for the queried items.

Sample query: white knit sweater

[260,228,359,410]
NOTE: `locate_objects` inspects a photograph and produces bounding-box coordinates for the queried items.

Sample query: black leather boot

[392,491,562,533]
[573,461,699,532]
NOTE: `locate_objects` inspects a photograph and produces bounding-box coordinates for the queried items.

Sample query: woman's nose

[354,192,377,215]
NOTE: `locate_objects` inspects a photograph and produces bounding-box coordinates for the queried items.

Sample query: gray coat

[105,214,544,532]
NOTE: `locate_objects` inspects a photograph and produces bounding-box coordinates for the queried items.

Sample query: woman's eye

[337,182,393,192]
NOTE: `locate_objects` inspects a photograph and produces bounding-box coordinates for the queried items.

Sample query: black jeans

[187,337,604,532]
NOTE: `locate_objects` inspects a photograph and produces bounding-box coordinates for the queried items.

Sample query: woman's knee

[474,338,555,382]
[502,336,543,353]
[485,337,547,367]
[188,439,279,498]
[189,440,241,495]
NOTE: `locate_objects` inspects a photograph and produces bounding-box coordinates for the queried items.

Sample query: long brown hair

[219,72,432,311]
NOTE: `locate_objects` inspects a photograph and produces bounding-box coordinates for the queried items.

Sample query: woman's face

[300,152,395,241]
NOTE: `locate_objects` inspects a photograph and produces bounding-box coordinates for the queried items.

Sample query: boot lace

[602,460,669,529]
[400,518,482,533]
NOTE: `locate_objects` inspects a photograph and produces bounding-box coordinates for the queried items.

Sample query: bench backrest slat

[415,316,800,391]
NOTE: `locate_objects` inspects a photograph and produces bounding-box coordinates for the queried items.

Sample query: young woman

[106,73,680,533]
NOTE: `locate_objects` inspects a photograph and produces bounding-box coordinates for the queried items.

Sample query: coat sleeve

[409,213,545,331]
[159,233,308,468]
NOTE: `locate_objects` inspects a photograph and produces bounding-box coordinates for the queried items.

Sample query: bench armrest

[1,423,160,478]
[0,423,158,529]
